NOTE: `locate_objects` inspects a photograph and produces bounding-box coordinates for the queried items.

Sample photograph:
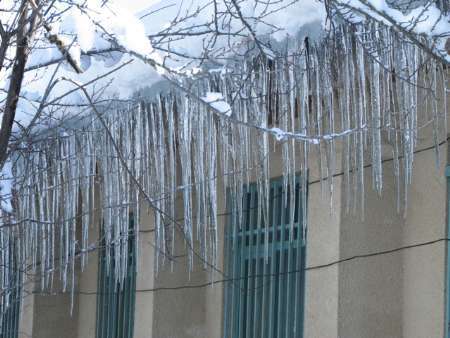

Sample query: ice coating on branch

[270,127,287,141]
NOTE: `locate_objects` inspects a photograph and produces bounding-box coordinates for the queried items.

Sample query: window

[0,288,20,338]
[223,177,307,338]
[0,242,21,338]
[96,217,137,338]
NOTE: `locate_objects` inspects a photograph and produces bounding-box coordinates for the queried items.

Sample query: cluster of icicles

[0,22,447,320]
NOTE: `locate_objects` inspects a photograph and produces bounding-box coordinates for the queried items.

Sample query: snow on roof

[4,0,326,127]
[1,0,449,131]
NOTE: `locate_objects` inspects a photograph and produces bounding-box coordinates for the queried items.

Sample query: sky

[128,0,162,13]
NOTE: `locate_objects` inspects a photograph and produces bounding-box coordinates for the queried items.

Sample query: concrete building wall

[304,176,341,338]
[134,210,156,338]
[151,229,208,338]
[76,180,102,338]
[18,281,34,338]
[204,183,226,338]
[32,280,79,338]
[338,160,405,338]
[401,140,447,338]
[31,221,84,338]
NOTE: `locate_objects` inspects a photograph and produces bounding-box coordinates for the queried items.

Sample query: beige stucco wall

[150,195,209,338]
[134,209,156,338]
[304,176,341,338]
[32,279,79,338]
[401,140,447,338]
[76,180,102,338]
[18,284,34,338]
[338,160,405,338]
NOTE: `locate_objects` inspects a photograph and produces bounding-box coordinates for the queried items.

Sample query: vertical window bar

[129,219,136,338]
[285,183,296,337]
[130,254,136,338]
[105,260,111,338]
[95,243,102,338]
[231,198,240,336]
[1,241,21,338]
[277,183,287,338]
[268,180,280,338]
[223,190,232,338]
[260,185,274,338]
[15,286,20,338]
[238,185,249,337]
[120,266,127,338]
[253,187,263,338]
[294,182,305,336]
[245,185,256,338]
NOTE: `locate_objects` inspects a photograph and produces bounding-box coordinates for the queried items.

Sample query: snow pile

[28,0,155,71]
[6,0,167,127]
[140,0,326,69]
[201,92,232,116]
[340,0,450,57]
[1,0,326,125]
[0,161,13,213]
[2,0,449,117]
[345,0,449,35]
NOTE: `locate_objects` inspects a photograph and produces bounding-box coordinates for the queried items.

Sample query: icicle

[178,95,194,271]
[4,25,447,301]
[371,24,383,194]
[157,97,166,266]
[355,31,366,218]
[192,90,206,264]
[166,97,176,271]
[207,106,218,271]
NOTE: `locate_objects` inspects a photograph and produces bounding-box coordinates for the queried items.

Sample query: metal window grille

[0,241,21,338]
[96,217,136,338]
[223,177,307,338]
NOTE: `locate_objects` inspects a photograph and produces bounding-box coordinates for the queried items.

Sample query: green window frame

[0,287,20,338]
[96,217,137,338]
[0,241,21,338]
[223,177,307,338]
